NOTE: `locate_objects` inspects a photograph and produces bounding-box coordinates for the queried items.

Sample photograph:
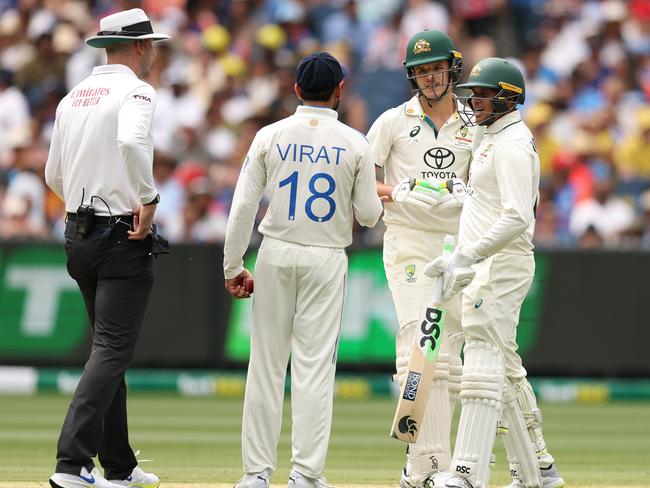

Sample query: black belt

[67,212,134,225]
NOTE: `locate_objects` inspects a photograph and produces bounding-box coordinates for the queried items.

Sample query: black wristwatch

[144,194,160,206]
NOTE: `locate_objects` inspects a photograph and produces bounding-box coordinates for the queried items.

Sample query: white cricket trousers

[461,252,534,380]
[383,226,463,347]
[242,236,347,478]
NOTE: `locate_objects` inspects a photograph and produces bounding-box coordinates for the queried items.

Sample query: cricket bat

[390,234,455,443]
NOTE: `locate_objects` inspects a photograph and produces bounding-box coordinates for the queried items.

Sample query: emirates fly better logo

[424,147,455,170]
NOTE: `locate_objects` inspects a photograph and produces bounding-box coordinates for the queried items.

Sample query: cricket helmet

[457,57,526,126]
[403,30,462,101]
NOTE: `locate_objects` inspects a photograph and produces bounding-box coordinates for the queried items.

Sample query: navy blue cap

[295,52,345,93]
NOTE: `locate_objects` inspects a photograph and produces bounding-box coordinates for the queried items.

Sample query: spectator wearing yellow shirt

[615,107,650,180]
[525,103,560,178]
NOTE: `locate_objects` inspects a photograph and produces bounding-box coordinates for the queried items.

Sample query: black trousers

[56,220,154,479]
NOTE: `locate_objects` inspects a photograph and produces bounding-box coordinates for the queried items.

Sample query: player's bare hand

[128,205,156,240]
[225,269,253,299]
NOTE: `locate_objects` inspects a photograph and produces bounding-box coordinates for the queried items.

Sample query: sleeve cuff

[224,265,245,280]
[465,245,487,264]
[140,191,159,205]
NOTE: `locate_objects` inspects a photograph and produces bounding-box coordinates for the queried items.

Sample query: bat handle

[433,274,443,303]
[413,178,446,192]
[408,177,416,190]
[434,235,455,302]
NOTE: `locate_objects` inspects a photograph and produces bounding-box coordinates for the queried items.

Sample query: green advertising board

[225,250,548,362]
[0,243,547,367]
[0,246,88,357]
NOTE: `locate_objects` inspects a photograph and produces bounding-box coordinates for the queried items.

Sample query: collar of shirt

[403,95,461,126]
[485,110,522,135]
[91,64,138,78]
[295,104,339,120]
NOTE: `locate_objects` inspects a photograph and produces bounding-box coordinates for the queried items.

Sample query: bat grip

[433,275,443,303]
[434,234,455,302]
[408,177,416,190]
[413,178,445,192]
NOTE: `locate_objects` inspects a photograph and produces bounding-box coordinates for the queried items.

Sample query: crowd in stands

[1,0,650,249]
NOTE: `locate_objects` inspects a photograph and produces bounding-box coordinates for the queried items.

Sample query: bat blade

[390,300,447,443]
[390,234,454,443]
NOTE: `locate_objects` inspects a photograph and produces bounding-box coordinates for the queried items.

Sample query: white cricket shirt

[223,105,383,279]
[459,111,540,258]
[367,96,480,233]
[45,64,158,216]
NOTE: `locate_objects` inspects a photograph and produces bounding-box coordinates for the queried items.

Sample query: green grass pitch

[0,393,649,487]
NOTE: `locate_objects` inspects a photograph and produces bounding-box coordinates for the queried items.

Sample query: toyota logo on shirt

[423,147,455,170]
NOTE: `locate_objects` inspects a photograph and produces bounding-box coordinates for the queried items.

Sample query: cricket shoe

[50,467,123,488]
[288,469,334,488]
[401,468,452,488]
[424,471,453,488]
[541,464,565,488]
[234,470,270,488]
[502,463,565,488]
[109,466,160,488]
[400,465,419,488]
[444,477,474,488]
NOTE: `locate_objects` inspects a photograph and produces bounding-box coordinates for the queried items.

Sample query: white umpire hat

[86,8,170,48]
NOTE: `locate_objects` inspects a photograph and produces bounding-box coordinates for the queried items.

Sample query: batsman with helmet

[425,58,564,488]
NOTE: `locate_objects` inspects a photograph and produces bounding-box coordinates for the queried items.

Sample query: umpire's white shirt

[367,96,480,234]
[45,64,158,216]
[223,105,382,279]
[460,110,540,258]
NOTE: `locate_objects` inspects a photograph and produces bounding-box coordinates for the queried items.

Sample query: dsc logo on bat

[419,306,443,353]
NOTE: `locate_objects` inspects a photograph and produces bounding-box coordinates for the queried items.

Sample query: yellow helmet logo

[413,39,431,55]
[499,81,523,94]
[470,64,482,78]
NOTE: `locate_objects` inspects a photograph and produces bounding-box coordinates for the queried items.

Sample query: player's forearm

[376,180,393,201]
[223,203,259,279]
[355,199,383,227]
[468,207,530,259]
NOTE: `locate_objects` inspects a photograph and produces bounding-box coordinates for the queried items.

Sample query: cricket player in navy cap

[224,52,382,488]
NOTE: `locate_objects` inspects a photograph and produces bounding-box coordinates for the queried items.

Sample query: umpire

[44,8,168,488]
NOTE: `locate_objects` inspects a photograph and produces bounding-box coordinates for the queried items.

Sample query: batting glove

[424,246,483,300]
[421,177,468,209]
[391,177,441,209]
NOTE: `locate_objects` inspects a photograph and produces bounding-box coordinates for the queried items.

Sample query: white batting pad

[502,381,542,488]
[451,340,505,488]
[448,353,462,415]
[512,377,555,467]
